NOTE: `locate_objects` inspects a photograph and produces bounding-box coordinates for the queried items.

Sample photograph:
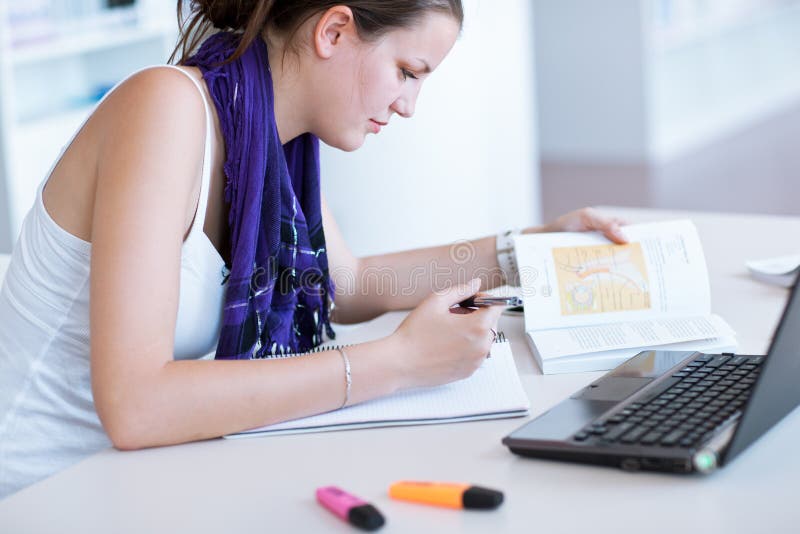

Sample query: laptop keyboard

[572,354,764,449]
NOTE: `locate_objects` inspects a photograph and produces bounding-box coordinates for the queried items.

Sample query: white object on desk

[228,339,529,438]
[746,254,800,288]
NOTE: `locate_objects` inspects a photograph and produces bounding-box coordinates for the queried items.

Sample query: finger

[434,278,482,307]
[470,302,506,327]
[585,211,628,244]
[490,306,506,326]
[448,290,496,314]
[604,224,628,244]
[487,328,497,357]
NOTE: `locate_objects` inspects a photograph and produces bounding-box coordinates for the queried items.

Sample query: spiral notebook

[224,313,530,438]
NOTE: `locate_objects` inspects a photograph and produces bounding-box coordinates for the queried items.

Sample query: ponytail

[171,0,276,64]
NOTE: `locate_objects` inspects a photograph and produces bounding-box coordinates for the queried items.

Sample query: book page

[228,341,529,438]
[529,314,735,360]
[528,331,738,374]
[514,220,711,330]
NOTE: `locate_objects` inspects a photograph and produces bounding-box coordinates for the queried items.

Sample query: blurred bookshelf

[534,0,800,164]
[0,0,179,252]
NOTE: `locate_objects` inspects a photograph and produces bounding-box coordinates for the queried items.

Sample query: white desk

[1,208,799,533]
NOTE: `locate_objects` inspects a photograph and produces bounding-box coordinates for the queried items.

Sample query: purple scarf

[186,32,335,359]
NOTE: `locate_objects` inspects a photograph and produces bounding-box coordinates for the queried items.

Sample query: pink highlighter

[316,486,385,531]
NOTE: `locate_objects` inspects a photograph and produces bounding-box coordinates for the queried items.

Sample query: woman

[0,0,625,498]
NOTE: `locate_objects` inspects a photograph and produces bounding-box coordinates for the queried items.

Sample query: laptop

[502,277,800,474]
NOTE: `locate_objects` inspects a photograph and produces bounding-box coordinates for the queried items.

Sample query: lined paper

[225,341,529,438]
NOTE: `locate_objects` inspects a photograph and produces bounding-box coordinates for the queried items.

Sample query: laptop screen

[724,277,800,464]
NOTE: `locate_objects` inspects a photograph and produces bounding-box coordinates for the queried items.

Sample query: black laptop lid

[723,278,800,464]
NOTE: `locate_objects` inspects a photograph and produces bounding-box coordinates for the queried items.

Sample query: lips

[368,119,386,134]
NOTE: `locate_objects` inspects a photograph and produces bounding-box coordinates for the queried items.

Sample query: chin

[319,131,367,153]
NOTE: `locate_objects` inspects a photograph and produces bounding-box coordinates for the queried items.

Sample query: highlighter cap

[462,486,504,509]
[348,504,385,531]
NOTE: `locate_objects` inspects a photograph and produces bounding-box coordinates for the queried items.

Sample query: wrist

[380,332,414,392]
[496,228,521,286]
[347,335,408,403]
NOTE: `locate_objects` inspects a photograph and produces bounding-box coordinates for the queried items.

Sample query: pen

[316,486,385,531]
[457,296,523,309]
[389,481,504,510]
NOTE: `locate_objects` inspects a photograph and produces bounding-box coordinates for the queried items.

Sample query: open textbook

[514,219,737,374]
[225,313,529,438]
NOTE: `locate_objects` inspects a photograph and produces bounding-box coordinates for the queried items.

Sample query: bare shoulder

[102,65,204,108]
[94,66,207,155]
[92,66,210,223]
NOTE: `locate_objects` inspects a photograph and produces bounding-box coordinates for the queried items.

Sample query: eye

[401,68,418,81]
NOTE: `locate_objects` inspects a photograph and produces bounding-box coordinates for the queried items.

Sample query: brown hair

[171,0,464,65]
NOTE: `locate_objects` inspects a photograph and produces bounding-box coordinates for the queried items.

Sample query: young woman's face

[312,11,460,151]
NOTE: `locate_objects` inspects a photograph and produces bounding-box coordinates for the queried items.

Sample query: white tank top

[0,66,227,499]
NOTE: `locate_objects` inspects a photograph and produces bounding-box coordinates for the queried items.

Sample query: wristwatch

[496,228,521,286]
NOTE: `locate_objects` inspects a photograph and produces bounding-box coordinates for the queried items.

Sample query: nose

[391,84,421,119]
[390,97,414,119]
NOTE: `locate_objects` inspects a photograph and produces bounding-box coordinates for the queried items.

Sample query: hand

[389,278,504,389]
[531,207,628,244]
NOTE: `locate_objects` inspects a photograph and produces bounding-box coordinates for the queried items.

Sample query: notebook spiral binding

[254,331,507,359]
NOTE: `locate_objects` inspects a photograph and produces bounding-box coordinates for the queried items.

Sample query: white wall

[321,0,540,257]
[533,0,649,164]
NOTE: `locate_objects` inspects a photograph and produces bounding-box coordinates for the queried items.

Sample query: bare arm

[355,206,628,316]
[323,205,627,323]
[355,235,503,317]
[322,197,519,323]
[89,69,500,450]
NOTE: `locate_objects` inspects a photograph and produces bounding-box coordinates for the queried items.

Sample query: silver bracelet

[337,347,352,409]
[496,228,521,286]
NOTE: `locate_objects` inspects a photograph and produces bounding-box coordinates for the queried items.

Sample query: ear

[313,6,356,59]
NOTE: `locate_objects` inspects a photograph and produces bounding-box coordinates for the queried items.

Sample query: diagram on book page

[552,242,652,316]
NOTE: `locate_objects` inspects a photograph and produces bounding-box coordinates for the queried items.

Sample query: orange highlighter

[389,481,504,510]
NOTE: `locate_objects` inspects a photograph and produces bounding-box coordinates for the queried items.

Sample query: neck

[266,38,309,145]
